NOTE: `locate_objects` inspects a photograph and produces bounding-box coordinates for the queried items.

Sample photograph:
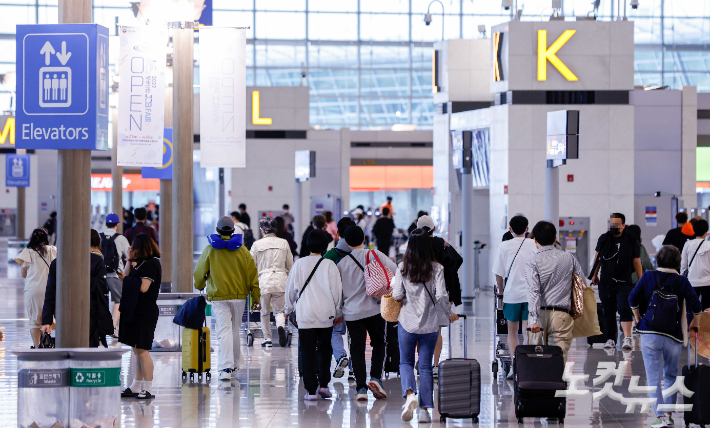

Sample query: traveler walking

[681,219,710,311]
[250,217,293,348]
[381,196,394,217]
[338,225,395,401]
[391,229,457,423]
[663,212,694,252]
[408,211,427,234]
[492,215,537,378]
[41,230,113,348]
[372,208,396,257]
[626,224,654,285]
[285,229,343,401]
[124,207,158,245]
[526,221,584,362]
[193,217,261,381]
[101,213,130,337]
[15,228,57,348]
[324,211,338,241]
[231,211,254,250]
[282,204,295,234]
[629,245,702,428]
[323,217,356,379]
[275,216,298,257]
[416,215,463,375]
[42,211,57,245]
[591,213,643,350]
[299,214,332,258]
[239,203,251,228]
[118,234,162,400]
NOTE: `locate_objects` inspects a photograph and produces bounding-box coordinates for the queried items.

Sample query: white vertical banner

[117,26,167,167]
[199,27,246,168]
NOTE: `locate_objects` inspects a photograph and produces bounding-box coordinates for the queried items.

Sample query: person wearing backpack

[680,219,710,311]
[231,211,255,250]
[101,213,130,336]
[629,245,702,428]
[338,225,396,401]
[284,229,343,401]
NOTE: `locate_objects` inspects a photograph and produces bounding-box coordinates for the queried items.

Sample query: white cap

[416,215,436,231]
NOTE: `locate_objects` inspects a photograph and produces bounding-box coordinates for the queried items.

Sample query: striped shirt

[391,262,453,335]
[525,245,583,325]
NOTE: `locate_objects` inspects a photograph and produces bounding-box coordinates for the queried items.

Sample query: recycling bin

[152,292,212,352]
[68,349,128,428]
[12,349,70,428]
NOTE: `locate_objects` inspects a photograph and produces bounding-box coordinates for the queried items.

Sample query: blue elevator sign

[15,24,109,150]
[6,154,30,187]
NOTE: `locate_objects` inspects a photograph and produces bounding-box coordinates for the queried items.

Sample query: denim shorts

[503,302,529,322]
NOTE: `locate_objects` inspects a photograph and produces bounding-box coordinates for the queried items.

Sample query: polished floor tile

[0,254,703,427]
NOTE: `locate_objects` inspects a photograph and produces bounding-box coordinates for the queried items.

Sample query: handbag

[290,257,325,328]
[365,250,394,299]
[570,273,586,320]
[380,294,402,322]
[572,287,603,338]
[38,332,55,348]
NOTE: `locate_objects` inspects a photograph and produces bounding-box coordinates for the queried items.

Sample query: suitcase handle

[688,326,699,368]
[526,327,546,346]
[448,314,467,359]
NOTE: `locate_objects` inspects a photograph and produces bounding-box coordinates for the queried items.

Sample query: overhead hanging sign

[6,154,30,187]
[199,27,246,168]
[15,24,109,150]
[117,26,167,167]
[142,127,173,179]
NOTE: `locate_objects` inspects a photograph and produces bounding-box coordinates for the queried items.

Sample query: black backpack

[243,229,255,250]
[100,233,120,273]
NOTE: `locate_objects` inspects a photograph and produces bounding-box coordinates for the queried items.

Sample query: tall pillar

[161,78,173,287]
[461,173,474,301]
[111,99,123,234]
[545,164,560,225]
[172,21,194,293]
[16,149,26,239]
[55,0,92,348]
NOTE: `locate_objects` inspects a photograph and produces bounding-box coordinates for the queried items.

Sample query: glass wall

[3,0,710,128]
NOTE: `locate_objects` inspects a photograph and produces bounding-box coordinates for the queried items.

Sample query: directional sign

[15,24,109,150]
[6,154,30,187]
[142,128,173,180]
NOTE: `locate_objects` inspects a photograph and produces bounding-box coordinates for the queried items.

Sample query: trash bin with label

[152,292,212,352]
[68,349,128,428]
[12,349,70,428]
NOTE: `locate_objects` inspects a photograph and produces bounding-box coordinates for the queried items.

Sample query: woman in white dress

[15,228,57,347]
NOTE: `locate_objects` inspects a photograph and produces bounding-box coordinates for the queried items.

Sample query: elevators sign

[15,24,109,150]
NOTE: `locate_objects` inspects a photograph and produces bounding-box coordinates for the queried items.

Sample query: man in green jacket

[194,216,261,381]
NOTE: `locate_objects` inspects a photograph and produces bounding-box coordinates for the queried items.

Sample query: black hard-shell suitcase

[683,328,710,428]
[383,321,400,377]
[514,328,566,424]
[438,315,480,424]
[587,302,606,345]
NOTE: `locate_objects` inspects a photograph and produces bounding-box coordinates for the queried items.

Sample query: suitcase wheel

[207,372,211,379]
[190,373,194,381]
[198,373,203,381]
[472,416,478,423]
[439,416,446,424]
[247,332,254,347]
[181,371,186,379]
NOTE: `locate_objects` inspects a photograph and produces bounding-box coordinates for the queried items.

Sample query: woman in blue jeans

[629,245,702,428]
[392,229,458,423]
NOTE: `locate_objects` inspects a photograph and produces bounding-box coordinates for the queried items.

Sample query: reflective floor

[0,254,701,427]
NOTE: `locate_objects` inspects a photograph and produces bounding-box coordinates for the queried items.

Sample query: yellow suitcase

[182,326,211,381]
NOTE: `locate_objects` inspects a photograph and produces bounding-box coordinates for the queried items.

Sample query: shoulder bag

[290,257,325,328]
[504,238,527,286]
[682,240,704,277]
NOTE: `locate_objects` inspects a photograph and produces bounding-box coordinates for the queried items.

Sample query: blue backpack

[643,272,681,336]
[173,295,207,330]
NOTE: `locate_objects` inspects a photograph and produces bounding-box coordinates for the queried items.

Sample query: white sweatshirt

[285,255,343,329]
[681,238,710,288]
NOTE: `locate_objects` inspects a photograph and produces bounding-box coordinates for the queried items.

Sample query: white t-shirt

[492,237,538,304]
[15,246,57,291]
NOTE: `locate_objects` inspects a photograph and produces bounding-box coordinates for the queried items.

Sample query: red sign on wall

[504,185,508,194]
[567,174,574,182]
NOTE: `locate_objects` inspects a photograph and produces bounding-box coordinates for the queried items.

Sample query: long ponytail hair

[28,228,49,257]
[401,228,435,283]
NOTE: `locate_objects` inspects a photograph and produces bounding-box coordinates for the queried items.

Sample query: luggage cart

[492,293,522,380]
[241,296,292,347]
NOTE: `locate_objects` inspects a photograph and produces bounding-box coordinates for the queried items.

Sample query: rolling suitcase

[514,328,566,424]
[383,321,400,378]
[182,326,211,381]
[683,328,710,428]
[438,315,480,424]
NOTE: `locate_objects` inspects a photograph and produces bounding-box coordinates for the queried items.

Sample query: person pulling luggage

[194,216,261,381]
[526,221,583,362]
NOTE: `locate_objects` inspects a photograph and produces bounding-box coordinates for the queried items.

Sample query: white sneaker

[401,393,419,422]
[506,366,514,380]
[622,336,634,350]
[218,369,232,381]
[418,408,431,423]
[603,339,616,349]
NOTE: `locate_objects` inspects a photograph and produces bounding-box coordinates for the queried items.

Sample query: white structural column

[161,75,173,287]
[111,98,123,234]
[461,173,474,300]
[172,22,194,293]
[16,149,26,239]
[681,86,698,210]
[55,0,92,348]
[545,165,560,225]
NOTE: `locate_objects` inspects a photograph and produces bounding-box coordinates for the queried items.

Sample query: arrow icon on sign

[56,41,72,65]
[40,41,55,65]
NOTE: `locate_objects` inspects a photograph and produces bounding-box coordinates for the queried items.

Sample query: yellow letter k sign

[537,29,577,81]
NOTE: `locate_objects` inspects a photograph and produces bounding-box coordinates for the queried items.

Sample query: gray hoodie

[337,248,398,322]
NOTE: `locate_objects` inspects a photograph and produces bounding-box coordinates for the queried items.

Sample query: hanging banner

[199,27,246,168]
[142,127,173,179]
[117,26,167,167]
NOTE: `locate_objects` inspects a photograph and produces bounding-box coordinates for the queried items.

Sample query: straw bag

[380,294,402,322]
[690,312,710,359]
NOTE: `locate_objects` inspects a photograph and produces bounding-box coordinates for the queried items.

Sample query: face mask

[610,227,621,235]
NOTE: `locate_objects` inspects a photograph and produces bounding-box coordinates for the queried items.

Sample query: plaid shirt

[525,245,584,325]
